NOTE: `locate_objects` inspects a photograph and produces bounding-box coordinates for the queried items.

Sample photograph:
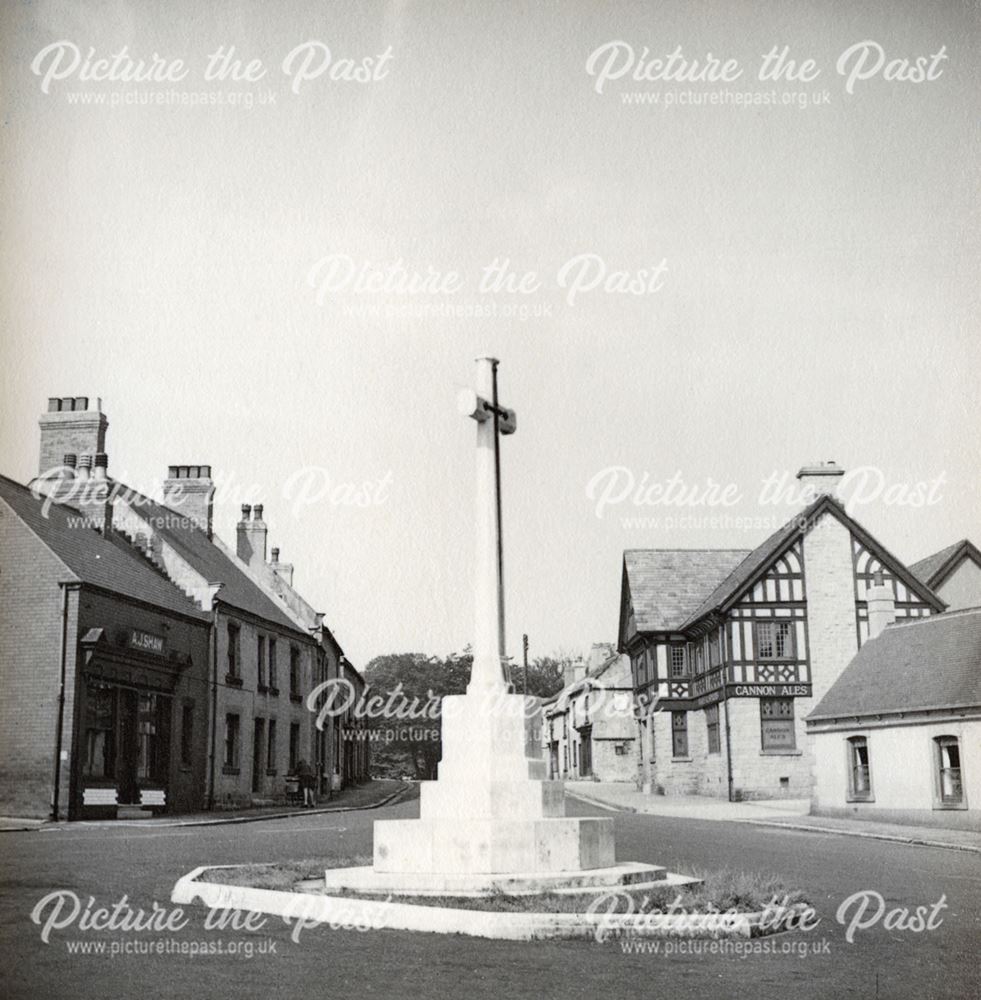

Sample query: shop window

[672,711,688,758]
[136,693,168,782]
[847,736,872,800]
[83,683,116,779]
[760,697,796,751]
[934,736,963,806]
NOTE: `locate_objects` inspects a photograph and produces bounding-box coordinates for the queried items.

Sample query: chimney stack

[796,461,845,500]
[867,574,897,639]
[162,465,216,537]
[236,502,268,569]
[269,545,295,587]
[38,396,107,478]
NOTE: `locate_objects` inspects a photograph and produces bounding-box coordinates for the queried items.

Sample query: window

[83,683,116,779]
[224,713,240,770]
[709,633,721,668]
[290,645,301,701]
[670,646,687,679]
[756,621,795,660]
[672,711,688,758]
[935,737,963,806]
[257,636,267,688]
[289,722,300,771]
[706,704,720,754]
[180,702,194,768]
[268,639,278,691]
[266,719,278,774]
[760,698,796,751]
[226,622,240,679]
[847,736,872,800]
[136,693,168,782]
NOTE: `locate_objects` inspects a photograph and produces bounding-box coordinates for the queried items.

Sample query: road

[1,796,978,1000]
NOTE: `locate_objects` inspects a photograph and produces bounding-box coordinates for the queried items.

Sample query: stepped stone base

[322,861,684,897]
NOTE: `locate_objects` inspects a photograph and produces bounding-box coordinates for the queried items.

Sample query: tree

[362,651,471,780]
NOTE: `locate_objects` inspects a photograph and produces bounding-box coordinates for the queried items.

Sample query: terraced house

[618,462,946,801]
[5,394,366,820]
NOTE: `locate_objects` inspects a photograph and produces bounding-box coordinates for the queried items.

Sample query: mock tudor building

[911,539,981,612]
[618,463,946,801]
[543,645,636,782]
[808,603,980,831]
[7,394,365,819]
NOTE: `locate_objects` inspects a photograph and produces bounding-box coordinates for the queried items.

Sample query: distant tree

[363,650,471,780]
[519,655,568,700]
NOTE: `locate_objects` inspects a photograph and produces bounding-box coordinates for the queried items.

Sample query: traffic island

[172,861,813,942]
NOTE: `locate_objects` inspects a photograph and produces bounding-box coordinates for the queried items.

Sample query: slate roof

[111,483,307,635]
[910,539,980,587]
[0,474,209,621]
[808,608,981,720]
[624,495,945,638]
[623,549,751,631]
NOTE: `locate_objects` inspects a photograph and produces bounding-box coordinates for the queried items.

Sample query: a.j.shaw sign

[127,629,166,656]
[731,683,811,698]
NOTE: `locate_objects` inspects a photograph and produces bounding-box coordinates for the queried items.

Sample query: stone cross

[457,356,515,694]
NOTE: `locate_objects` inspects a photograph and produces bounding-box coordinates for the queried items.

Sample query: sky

[1,0,978,668]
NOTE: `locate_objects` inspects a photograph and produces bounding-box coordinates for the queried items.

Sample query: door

[116,689,140,804]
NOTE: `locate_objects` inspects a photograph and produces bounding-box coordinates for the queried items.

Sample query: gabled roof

[910,539,981,588]
[808,608,981,721]
[111,483,309,636]
[622,494,946,641]
[622,549,750,632]
[0,475,209,621]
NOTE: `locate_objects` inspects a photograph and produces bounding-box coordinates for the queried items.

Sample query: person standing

[296,758,316,808]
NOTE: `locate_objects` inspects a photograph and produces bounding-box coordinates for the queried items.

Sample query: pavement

[0,779,413,832]
[564,780,981,853]
[2,794,978,1000]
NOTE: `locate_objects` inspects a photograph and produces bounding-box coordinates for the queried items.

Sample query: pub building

[618,463,946,801]
[0,473,212,820]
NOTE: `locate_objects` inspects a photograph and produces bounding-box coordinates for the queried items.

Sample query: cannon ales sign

[730,683,811,698]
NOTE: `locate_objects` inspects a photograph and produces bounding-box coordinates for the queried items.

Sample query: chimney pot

[271,547,280,562]
[254,504,264,521]
[867,580,896,639]
[63,454,77,468]
[241,504,252,520]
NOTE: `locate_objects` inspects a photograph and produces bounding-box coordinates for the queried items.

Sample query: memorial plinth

[373,692,615,877]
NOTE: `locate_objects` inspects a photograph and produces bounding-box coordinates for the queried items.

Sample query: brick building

[0,474,212,820]
[2,395,366,820]
[618,463,946,801]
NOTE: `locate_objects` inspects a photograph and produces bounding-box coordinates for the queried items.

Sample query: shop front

[72,624,206,819]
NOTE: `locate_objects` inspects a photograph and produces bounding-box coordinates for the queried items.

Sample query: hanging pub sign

[127,629,166,656]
